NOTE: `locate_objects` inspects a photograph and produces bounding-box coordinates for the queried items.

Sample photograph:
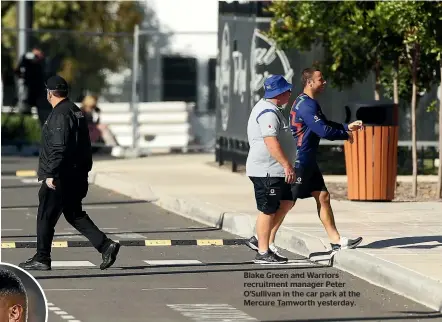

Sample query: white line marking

[167,304,258,321]
[55,311,69,315]
[144,260,202,266]
[21,178,39,184]
[142,287,207,291]
[64,227,118,230]
[46,301,83,322]
[83,206,118,210]
[114,233,146,239]
[1,207,30,211]
[51,261,96,267]
[1,228,23,231]
[44,289,93,291]
[258,259,319,266]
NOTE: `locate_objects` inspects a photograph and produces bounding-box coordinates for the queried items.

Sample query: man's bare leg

[311,190,363,250]
[311,190,340,244]
[256,212,274,253]
[269,200,294,245]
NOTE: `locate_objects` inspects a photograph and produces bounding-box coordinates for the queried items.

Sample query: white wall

[146,0,218,59]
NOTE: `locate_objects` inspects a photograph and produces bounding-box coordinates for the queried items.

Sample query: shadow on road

[359,236,442,250]
[1,185,40,189]
[32,263,324,281]
[1,199,151,209]
[262,311,442,321]
[2,226,222,238]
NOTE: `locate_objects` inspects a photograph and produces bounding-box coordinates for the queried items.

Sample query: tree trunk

[393,62,399,104]
[410,45,419,198]
[438,60,442,199]
[375,59,381,100]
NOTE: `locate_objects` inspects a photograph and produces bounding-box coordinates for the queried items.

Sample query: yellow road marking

[16,170,37,177]
[145,240,172,246]
[52,241,68,248]
[196,239,223,246]
[1,242,16,249]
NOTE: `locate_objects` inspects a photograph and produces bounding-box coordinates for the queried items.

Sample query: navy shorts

[249,176,293,215]
[291,164,328,200]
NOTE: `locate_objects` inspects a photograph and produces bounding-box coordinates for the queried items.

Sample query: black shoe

[269,248,288,262]
[100,241,120,270]
[19,257,51,271]
[253,251,286,264]
[245,236,259,251]
[331,237,363,251]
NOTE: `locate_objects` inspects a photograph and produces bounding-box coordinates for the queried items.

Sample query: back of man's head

[0,268,28,322]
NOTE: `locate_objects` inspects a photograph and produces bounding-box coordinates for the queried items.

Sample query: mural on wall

[216,15,439,142]
[216,17,293,140]
[250,27,294,108]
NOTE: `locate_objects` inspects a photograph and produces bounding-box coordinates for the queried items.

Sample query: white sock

[255,234,258,240]
[258,250,267,255]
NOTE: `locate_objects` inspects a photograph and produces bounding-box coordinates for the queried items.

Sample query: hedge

[1,113,42,144]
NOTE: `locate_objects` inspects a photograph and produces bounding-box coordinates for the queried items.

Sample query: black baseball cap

[45,75,69,92]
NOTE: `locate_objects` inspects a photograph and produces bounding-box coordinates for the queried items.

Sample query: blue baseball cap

[263,75,292,99]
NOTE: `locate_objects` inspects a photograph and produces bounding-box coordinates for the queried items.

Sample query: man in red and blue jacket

[289,68,364,251]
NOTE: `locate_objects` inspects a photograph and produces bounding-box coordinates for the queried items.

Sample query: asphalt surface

[1,156,442,322]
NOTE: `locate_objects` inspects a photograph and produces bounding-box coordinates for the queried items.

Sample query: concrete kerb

[90,171,442,312]
[332,250,442,313]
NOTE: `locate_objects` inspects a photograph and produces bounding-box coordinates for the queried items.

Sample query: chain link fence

[1,26,218,152]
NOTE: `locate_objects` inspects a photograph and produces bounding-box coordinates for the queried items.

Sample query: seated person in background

[81,95,119,147]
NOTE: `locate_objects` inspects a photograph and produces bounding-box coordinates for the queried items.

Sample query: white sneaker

[331,236,363,251]
[269,244,288,261]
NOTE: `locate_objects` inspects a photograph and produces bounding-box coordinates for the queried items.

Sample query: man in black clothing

[14,47,52,126]
[19,75,120,271]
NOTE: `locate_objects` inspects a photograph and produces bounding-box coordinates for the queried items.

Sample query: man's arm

[301,102,349,141]
[325,120,349,131]
[257,110,291,168]
[47,113,72,178]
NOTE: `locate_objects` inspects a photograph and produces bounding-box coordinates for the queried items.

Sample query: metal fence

[1,26,218,152]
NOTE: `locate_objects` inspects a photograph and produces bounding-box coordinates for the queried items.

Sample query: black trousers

[35,175,111,262]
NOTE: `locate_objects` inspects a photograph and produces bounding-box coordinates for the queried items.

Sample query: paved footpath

[2,155,442,322]
[84,153,442,313]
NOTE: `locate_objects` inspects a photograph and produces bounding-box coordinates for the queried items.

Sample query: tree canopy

[1,1,158,100]
[266,1,441,101]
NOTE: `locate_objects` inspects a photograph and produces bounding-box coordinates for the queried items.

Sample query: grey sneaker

[331,237,363,251]
[245,236,259,251]
[269,244,288,262]
[254,251,286,264]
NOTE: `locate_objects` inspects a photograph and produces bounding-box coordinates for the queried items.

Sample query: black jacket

[37,98,93,180]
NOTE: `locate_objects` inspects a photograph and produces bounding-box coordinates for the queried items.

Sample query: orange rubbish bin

[343,102,399,201]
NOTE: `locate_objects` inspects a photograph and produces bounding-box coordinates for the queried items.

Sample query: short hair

[50,90,68,98]
[0,268,28,316]
[301,67,320,87]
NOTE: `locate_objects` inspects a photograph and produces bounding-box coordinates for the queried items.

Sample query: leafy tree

[268,1,441,198]
[1,1,161,100]
[420,1,442,198]
[378,1,441,197]
[267,1,398,98]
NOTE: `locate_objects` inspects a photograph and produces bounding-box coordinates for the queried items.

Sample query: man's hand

[46,178,56,190]
[348,120,364,131]
[347,131,354,144]
[283,164,296,184]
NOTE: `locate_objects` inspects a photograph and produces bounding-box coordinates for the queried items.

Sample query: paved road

[1,156,442,322]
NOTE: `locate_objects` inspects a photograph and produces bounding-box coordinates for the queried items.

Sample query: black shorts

[291,164,328,200]
[249,176,293,215]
